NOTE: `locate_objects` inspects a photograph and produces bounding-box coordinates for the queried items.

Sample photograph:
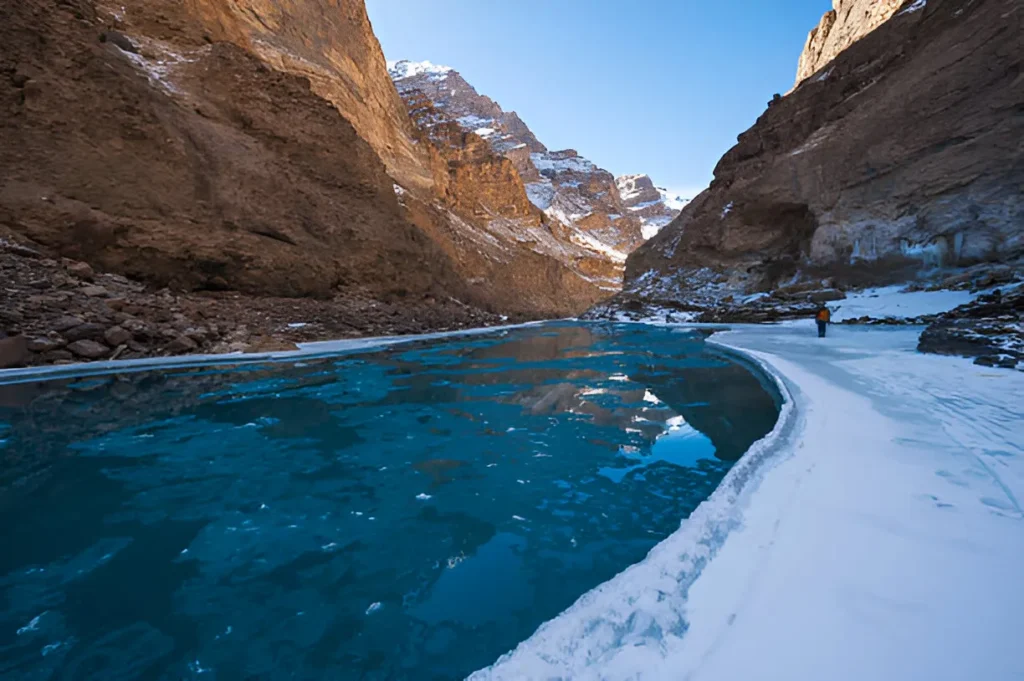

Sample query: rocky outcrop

[0,0,650,331]
[918,287,1024,369]
[184,0,433,192]
[1,0,471,305]
[603,0,1023,317]
[388,60,657,292]
[615,174,686,239]
[795,0,905,86]
[182,3,629,315]
[0,235,502,368]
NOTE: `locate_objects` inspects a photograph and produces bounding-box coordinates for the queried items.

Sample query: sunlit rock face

[794,0,905,87]
[388,59,682,304]
[604,0,1023,314]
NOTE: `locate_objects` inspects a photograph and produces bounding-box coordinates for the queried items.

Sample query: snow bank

[832,286,980,321]
[470,347,798,680]
[474,323,1024,680]
[668,325,1024,680]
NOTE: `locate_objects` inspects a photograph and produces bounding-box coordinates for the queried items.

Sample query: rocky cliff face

[0,0,465,302]
[182,3,623,316]
[602,0,1022,314]
[388,60,661,295]
[184,0,433,192]
[615,174,687,240]
[0,0,656,328]
[795,0,905,86]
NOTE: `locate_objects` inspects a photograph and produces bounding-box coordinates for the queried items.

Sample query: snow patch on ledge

[525,181,556,210]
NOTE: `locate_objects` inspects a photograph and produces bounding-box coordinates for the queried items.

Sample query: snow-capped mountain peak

[386,59,453,81]
[615,174,686,239]
[387,57,682,292]
[658,189,691,213]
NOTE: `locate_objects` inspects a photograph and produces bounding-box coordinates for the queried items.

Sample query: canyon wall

[0,0,464,302]
[609,0,1022,311]
[795,0,905,86]
[0,0,661,319]
[183,0,434,193]
[388,61,680,296]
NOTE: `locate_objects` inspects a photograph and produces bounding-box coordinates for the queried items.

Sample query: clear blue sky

[366,0,828,199]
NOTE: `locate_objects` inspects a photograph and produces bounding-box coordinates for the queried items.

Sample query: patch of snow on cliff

[660,190,691,212]
[568,230,628,264]
[457,114,492,129]
[531,153,597,175]
[898,0,927,15]
[474,127,496,138]
[387,59,453,81]
[525,182,556,211]
[627,200,662,212]
[122,39,203,96]
[545,203,591,229]
[641,215,674,240]
[616,174,648,202]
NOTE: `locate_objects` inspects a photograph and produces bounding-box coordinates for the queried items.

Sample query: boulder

[67,339,110,359]
[0,308,25,325]
[164,335,199,354]
[43,349,74,362]
[974,355,1019,369]
[26,337,65,353]
[65,260,95,281]
[52,315,85,332]
[0,336,29,368]
[104,326,133,347]
[64,322,107,342]
[120,317,152,338]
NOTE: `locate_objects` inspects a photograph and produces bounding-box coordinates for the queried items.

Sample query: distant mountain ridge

[616,174,690,240]
[387,60,682,267]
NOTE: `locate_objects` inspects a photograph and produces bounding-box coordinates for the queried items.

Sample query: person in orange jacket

[815,305,831,338]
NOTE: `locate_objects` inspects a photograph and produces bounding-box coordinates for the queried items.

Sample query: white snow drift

[474,314,1024,679]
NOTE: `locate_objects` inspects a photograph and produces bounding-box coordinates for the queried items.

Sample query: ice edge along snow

[470,345,799,680]
[475,317,1024,680]
[0,321,554,386]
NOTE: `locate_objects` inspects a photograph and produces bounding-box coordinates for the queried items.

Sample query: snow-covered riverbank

[474,321,1024,680]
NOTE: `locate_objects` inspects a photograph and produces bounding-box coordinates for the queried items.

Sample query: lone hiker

[815,305,831,338]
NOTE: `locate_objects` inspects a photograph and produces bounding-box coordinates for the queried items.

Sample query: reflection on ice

[599,422,717,483]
